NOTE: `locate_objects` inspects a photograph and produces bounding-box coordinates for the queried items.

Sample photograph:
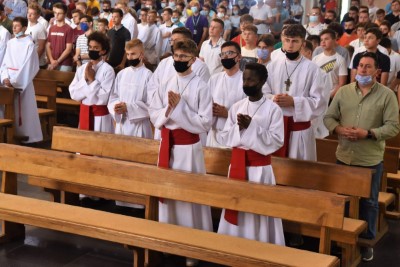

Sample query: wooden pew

[0,144,343,267]
[34,78,58,140]
[316,138,400,245]
[0,87,14,143]
[34,69,79,127]
[28,127,369,267]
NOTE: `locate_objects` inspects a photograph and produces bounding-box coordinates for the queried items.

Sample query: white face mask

[217,12,224,18]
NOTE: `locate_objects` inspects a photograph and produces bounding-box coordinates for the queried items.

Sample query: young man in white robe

[108,39,152,209]
[216,62,285,245]
[206,41,246,148]
[0,24,10,66]
[263,24,326,161]
[1,16,42,143]
[148,27,210,141]
[138,10,162,68]
[69,31,115,133]
[148,39,212,267]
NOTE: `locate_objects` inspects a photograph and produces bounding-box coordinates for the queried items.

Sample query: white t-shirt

[199,37,225,74]
[304,23,326,36]
[388,50,400,85]
[26,22,47,66]
[249,4,273,34]
[312,52,347,94]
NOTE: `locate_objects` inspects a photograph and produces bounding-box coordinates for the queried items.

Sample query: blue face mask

[191,6,198,13]
[355,74,373,86]
[200,10,208,16]
[171,17,178,23]
[80,22,89,31]
[169,2,176,8]
[257,48,269,60]
[161,3,166,8]
[310,15,319,23]
[15,31,24,38]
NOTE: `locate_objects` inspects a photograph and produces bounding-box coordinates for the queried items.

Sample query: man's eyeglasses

[173,53,193,60]
[219,51,238,58]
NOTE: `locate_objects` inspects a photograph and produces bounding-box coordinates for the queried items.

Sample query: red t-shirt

[47,24,74,66]
[231,35,247,48]
[338,32,357,47]
[325,1,337,11]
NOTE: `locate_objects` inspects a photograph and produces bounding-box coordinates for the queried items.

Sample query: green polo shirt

[324,82,399,166]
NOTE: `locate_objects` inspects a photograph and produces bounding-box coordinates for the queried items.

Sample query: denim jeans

[337,160,383,240]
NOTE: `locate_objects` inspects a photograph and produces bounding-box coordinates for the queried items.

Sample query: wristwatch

[367,130,373,139]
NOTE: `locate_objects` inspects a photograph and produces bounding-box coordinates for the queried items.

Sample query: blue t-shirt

[185,14,209,45]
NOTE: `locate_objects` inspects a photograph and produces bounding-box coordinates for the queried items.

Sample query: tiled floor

[0,174,399,266]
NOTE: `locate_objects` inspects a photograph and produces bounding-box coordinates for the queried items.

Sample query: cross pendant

[284,78,292,92]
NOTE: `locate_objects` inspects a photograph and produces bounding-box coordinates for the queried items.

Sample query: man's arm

[56,43,73,64]
[380,72,389,86]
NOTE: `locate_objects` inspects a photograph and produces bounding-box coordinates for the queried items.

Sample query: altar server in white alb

[148,27,210,140]
[149,40,213,265]
[206,41,245,148]
[217,63,285,245]
[263,24,326,161]
[108,39,153,139]
[69,32,115,133]
[1,17,42,143]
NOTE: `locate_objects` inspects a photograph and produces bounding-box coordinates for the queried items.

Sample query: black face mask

[174,60,191,73]
[243,85,258,97]
[282,48,300,61]
[88,50,102,60]
[324,18,332,25]
[103,8,111,12]
[128,58,141,67]
[383,33,389,38]
[344,28,354,35]
[221,57,237,69]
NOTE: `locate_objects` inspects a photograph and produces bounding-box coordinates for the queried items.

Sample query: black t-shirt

[107,26,131,68]
[384,13,400,26]
[352,50,390,82]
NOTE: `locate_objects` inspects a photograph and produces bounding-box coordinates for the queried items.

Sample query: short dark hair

[53,3,68,13]
[172,27,192,39]
[326,10,337,18]
[173,39,198,56]
[81,14,93,23]
[303,40,314,52]
[349,6,359,12]
[91,7,100,16]
[306,34,321,45]
[163,7,173,15]
[211,18,224,29]
[97,18,108,25]
[112,8,123,17]
[221,41,241,54]
[320,29,337,40]
[240,14,253,24]
[244,63,268,84]
[345,17,356,24]
[376,9,385,15]
[380,20,391,29]
[13,17,28,28]
[359,51,378,68]
[87,32,110,54]
[284,24,306,39]
[327,22,344,38]
[380,37,392,49]
[366,27,383,40]
[103,0,111,5]
[257,34,275,47]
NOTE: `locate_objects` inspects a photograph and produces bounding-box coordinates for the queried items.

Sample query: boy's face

[376,13,385,21]
[53,7,65,22]
[239,21,251,32]
[357,27,365,38]
[88,40,105,55]
[282,35,304,53]
[379,25,389,35]
[12,21,24,35]
[344,21,354,31]
[147,12,157,24]
[72,12,81,24]
[364,32,380,49]
[242,30,257,43]
[27,8,39,23]
[320,34,335,50]
[97,22,107,32]
[126,46,143,60]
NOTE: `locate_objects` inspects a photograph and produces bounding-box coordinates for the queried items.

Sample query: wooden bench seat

[0,87,15,143]
[26,127,369,267]
[0,143,344,267]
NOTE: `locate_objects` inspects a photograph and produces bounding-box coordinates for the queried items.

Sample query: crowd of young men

[0,0,400,266]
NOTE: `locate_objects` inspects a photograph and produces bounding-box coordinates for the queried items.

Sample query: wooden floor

[0,174,399,267]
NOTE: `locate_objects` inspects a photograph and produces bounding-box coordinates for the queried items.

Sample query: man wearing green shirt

[0,4,12,34]
[324,52,399,262]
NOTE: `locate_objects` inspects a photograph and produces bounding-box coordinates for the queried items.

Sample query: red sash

[273,116,311,158]
[224,148,271,225]
[79,104,109,131]
[158,127,200,203]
